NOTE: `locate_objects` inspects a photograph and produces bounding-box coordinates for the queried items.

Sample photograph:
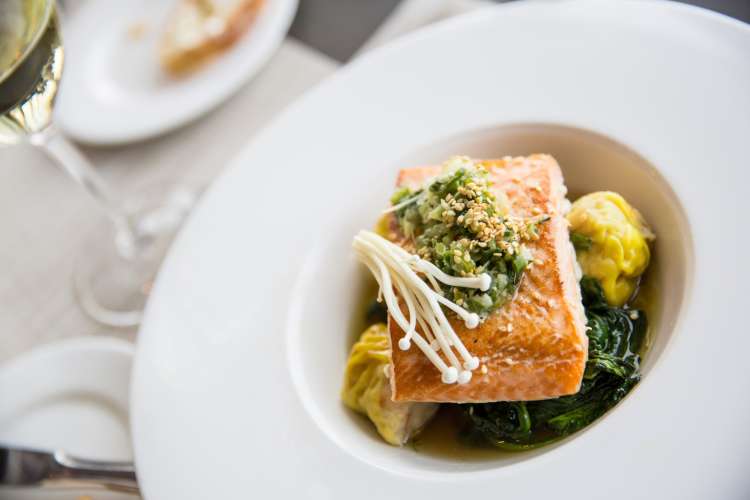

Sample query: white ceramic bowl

[132,2,750,499]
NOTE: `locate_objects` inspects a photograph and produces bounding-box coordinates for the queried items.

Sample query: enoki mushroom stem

[353,230,488,384]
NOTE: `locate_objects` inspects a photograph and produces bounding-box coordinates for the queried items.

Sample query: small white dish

[56,0,298,145]
[131,1,750,499]
[0,337,135,499]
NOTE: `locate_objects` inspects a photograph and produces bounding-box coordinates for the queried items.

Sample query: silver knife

[0,444,138,494]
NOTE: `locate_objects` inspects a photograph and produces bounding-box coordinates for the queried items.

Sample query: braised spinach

[570,232,593,251]
[462,276,646,450]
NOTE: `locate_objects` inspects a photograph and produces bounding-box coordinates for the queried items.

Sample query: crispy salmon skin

[388,155,588,403]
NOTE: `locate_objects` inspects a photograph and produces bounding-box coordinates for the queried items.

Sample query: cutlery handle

[51,451,139,494]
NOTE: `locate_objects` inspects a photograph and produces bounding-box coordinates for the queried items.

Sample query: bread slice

[388,155,588,403]
[159,0,264,76]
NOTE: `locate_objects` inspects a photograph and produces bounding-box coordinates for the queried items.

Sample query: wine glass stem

[29,125,139,259]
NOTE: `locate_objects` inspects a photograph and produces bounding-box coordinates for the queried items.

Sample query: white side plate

[56,0,298,145]
[0,337,134,499]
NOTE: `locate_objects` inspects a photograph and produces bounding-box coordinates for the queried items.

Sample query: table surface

[0,0,747,363]
[290,0,750,61]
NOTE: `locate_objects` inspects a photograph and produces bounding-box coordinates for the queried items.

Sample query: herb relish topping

[390,157,545,317]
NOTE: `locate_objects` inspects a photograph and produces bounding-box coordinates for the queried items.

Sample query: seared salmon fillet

[388,155,588,403]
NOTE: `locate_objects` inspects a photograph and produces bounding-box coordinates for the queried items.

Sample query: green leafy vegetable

[461,276,646,449]
[365,299,388,325]
[570,232,593,251]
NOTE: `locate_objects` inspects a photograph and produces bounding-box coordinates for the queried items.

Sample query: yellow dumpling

[373,213,392,239]
[567,191,654,306]
[341,324,437,446]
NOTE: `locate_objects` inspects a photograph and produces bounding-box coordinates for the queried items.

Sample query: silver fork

[0,445,139,494]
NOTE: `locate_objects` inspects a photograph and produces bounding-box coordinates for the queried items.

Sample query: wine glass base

[74,184,200,328]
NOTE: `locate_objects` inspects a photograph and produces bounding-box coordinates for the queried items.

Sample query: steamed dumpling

[341,324,438,446]
[567,191,654,306]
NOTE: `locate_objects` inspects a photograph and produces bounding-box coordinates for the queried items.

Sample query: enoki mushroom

[352,230,491,384]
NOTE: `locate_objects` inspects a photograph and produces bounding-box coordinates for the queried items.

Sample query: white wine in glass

[0,0,198,327]
[0,0,62,143]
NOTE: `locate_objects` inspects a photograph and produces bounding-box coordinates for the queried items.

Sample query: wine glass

[0,0,198,327]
